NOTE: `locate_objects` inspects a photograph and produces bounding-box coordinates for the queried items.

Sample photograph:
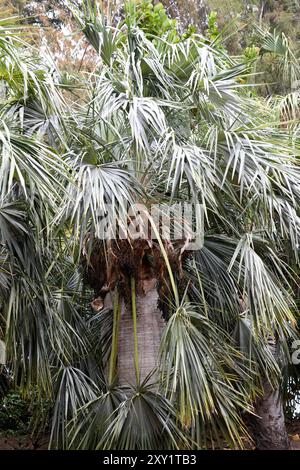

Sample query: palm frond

[50,366,99,449]
[159,300,253,448]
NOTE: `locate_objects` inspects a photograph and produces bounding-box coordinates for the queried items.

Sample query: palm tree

[61,1,300,449]
[0,8,100,443]
[1,1,300,450]
[241,25,300,448]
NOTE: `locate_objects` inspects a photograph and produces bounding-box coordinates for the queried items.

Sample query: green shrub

[0,392,30,435]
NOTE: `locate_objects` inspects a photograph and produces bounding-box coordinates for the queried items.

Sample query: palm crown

[0,1,299,450]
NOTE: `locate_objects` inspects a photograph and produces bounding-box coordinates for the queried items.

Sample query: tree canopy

[0,0,300,450]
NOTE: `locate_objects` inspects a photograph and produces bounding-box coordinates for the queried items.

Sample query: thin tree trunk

[250,381,290,450]
[249,337,290,450]
[117,279,165,386]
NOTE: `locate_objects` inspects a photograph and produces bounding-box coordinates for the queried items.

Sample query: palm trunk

[249,337,290,450]
[250,381,290,450]
[117,279,165,386]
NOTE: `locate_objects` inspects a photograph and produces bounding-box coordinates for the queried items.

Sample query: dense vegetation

[0,0,300,450]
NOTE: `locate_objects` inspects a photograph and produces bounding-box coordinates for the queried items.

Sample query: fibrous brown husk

[81,233,190,318]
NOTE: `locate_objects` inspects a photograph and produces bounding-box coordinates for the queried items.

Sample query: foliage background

[0,0,300,449]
